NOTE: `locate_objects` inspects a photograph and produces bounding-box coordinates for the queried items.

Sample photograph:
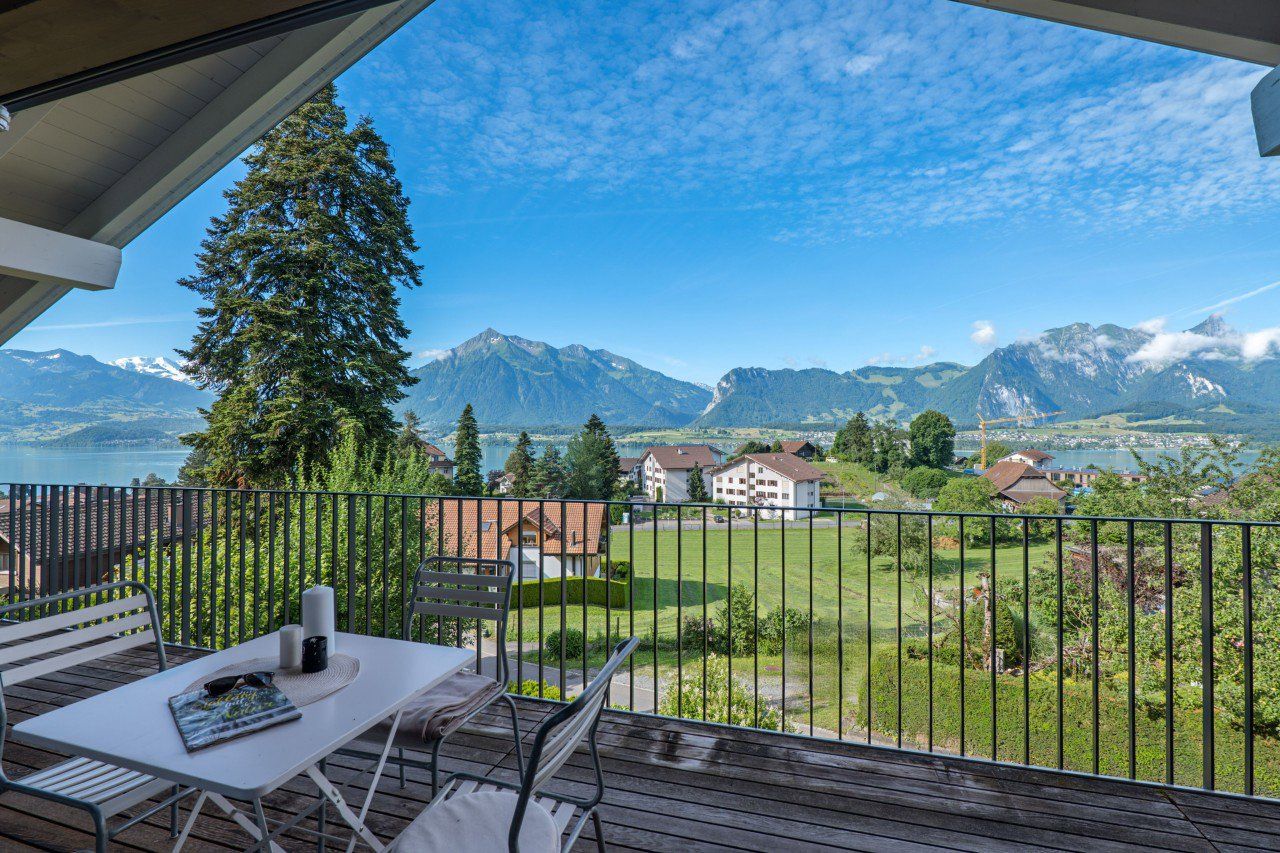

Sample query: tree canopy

[908,410,956,469]
[179,84,420,487]
[453,404,483,495]
[564,414,620,500]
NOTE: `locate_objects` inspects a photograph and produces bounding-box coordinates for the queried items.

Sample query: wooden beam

[954,0,1280,66]
[0,217,121,291]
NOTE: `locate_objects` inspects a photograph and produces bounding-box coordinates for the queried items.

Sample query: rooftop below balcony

[3,643,1279,852]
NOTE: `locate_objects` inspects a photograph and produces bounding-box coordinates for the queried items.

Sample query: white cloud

[1134,317,1167,335]
[1192,279,1280,315]
[417,347,452,362]
[1127,319,1280,366]
[354,0,1274,242]
[970,320,997,349]
[867,344,937,365]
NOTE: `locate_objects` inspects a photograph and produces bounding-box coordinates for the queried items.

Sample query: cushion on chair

[390,790,559,853]
[368,671,506,746]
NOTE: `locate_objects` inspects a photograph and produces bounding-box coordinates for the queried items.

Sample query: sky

[9,0,1280,386]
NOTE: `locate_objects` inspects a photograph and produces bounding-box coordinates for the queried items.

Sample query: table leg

[172,791,208,851]
[306,764,386,852]
[206,792,287,853]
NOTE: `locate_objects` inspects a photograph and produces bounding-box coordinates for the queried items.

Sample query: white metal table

[12,631,471,852]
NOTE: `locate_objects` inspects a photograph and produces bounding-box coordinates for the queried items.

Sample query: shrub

[758,605,808,656]
[508,679,562,700]
[657,654,788,732]
[515,576,627,609]
[902,466,948,499]
[605,560,630,581]
[545,627,585,660]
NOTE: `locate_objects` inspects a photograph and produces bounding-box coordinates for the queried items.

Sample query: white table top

[12,632,472,799]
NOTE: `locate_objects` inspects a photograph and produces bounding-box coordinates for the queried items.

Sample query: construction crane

[975,410,1064,469]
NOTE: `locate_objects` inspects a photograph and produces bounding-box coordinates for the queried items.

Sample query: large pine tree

[564,414,620,500]
[504,431,535,497]
[179,84,421,487]
[453,404,484,495]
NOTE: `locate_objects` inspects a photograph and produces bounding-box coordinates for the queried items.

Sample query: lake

[0,442,1261,490]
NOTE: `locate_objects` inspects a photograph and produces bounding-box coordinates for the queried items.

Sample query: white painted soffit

[0,0,432,345]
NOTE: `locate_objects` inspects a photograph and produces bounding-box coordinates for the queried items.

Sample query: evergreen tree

[908,410,956,469]
[531,445,568,498]
[564,414,620,499]
[179,84,421,487]
[834,412,873,465]
[453,404,483,495]
[687,461,710,502]
[769,439,784,453]
[398,411,426,450]
[504,431,535,497]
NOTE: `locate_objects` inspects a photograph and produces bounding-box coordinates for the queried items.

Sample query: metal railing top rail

[2,481,1268,528]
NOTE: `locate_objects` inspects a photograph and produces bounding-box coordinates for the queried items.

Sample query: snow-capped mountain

[109,356,196,385]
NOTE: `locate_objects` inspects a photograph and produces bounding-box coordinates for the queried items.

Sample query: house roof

[618,457,640,473]
[642,445,721,471]
[421,442,449,459]
[426,499,607,559]
[1010,449,1053,462]
[715,453,826,484]
[780,440,815,454]
[982,462,1066,504]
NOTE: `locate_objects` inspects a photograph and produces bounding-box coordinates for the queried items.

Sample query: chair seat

[17,756,174,818]
[390,783,575,853]
[357,671,506,748]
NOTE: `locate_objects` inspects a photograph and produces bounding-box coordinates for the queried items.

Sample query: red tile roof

[716,453,825,483]
[426,499,607,560]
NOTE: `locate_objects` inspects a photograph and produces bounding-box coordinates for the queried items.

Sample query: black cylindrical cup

[302,635,328,673]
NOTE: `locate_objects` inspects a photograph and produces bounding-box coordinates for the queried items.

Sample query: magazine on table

[169,683,301,751]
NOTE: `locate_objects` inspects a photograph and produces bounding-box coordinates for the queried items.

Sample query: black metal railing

[3,483,1276,799]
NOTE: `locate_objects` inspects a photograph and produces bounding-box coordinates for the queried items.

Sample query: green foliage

[508,679,562,700]
[908,410,956,469]
[973,439,1013,467]
[678,582,805,657]
[605,560,631,581]
[657,655,788,731]
[564,414,621,500]
[902,466,948,499]
[733,440,772,457]
[504,431,535,497]
[179,84,420,487]
[833,412,872,465]
[687,461,710,502]
[871,420,907,474]
[958,587,1025,669]
[515,576,628,609]
[454,404,483,495]
[935,476,998,514]
[545,627,585,660]
[531,445,568,498]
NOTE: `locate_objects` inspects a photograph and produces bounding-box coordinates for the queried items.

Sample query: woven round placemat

[184,654,360,707]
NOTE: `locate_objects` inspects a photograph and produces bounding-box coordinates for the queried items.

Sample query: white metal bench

[0,581,189,852]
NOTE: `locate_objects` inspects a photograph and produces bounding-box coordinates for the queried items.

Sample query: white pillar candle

[301,585,336,654]
[279,624,303,669]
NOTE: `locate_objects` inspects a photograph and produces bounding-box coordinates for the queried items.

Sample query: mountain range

[5,317,1280,443]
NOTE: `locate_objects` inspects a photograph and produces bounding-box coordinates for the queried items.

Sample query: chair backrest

[0,581,166,776]
[406,555,516,681]
[509,637,639,849]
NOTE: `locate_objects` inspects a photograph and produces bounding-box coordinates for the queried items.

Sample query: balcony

[4,484,1280,850]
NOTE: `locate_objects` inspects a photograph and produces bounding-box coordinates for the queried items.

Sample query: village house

[1046,468,1146,489]
[420,442,456,478]
[999,449,1054,469]
[428,498,607,581]
[780,440,820,460]
[981,461,1069,510]
[638,445,724,502]
[617,456,641,484]
[711,453,825,519]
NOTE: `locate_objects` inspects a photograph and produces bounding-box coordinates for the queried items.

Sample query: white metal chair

[0,581,188,852]
[389,637,639,853]
[345,555,525,797]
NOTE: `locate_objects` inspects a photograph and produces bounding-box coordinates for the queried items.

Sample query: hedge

[515,576,627,609]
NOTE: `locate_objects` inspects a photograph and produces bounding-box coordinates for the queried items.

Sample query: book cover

[168,684,301,751]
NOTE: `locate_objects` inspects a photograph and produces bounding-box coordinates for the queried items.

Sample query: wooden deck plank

[4,644,1280,852]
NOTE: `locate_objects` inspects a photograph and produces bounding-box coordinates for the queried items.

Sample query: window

[522,531,537,545]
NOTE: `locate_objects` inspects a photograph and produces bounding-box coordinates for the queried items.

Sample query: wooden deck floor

[3,645,1280,852]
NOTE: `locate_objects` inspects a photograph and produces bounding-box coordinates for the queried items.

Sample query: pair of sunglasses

[204,671,275,698]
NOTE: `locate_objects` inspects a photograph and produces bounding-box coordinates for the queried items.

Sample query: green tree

[398,411,427,450]
[687,461,710,502]
[934,475,998,514]
[179,84,421,487]
[504,431,535,497]
[564,414,620,500]
[901,466,948,499]
[833,412,873,465]
[657,655,787,731]
[769,439,784,453]
[531,445,568,498]
[871,420,907,474]
[908,410,956,469]
[453,404,483,495]
[733,440,771,458]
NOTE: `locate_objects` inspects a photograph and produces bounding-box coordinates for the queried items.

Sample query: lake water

[0,442,1261,489]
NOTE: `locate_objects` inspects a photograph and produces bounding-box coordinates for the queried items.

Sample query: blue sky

[10,0,1280,385]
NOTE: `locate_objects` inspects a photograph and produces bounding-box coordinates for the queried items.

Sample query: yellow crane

[975,409,1064,469]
